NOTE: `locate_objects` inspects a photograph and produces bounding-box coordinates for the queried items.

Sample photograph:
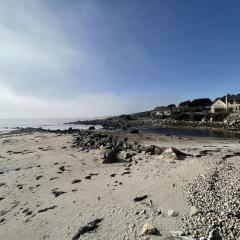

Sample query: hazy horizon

[1,0,240,118]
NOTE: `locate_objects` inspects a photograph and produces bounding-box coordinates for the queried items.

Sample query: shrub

[189,113,203,121]
[210,113,228,121]
[173,113,190,121]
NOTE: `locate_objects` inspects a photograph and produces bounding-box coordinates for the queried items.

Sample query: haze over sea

[0,118,102,134]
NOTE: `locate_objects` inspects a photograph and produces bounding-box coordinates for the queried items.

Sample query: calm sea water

[143,127,240,139]
[0,118,102,134]
[1,119,239,139]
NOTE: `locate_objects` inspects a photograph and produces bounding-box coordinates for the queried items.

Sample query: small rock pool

[142,127,240,139]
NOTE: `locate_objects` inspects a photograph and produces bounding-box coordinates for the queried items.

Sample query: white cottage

[211,96,240,113]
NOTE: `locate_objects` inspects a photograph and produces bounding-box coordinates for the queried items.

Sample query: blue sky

[1,0,240,118]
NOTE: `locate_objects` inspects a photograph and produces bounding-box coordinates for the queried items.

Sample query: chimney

[225,95,229,112]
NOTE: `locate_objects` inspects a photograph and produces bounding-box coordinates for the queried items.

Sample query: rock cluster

[72,131,186,163]
[72,131,122,151]
[182,157,240,239]
[72,131,161,153]
[72,131,146,163]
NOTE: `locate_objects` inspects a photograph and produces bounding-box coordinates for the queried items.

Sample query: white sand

[0,132,239,240]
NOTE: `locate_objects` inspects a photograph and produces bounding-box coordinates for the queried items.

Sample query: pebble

[140,223,158,235]
[167,209,179,217]
[182,152,240,239]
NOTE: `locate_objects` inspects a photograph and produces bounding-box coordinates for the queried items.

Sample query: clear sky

[1,0,240,118]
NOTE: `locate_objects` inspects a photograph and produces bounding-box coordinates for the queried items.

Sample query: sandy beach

[0,131,239,240]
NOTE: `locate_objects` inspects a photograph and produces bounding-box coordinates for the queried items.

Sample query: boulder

[144,145,156,155]
[88,126,95,130]
[140,223,159,235]
[98,149,118,163]
[159,147,186,160]
[154,146,163,155]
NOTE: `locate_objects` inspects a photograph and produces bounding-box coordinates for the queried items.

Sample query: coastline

[66,113,240,133]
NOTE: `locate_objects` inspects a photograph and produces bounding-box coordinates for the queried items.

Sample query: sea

[0,118,102,134]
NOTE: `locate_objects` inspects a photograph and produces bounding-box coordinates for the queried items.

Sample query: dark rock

[59,166,65,172]
[144,145,159,155]
[72,179,81,184]
[72,218,103,240]
[0,219,6,223]
[99,149,118,163]
[154,147,163,155]
[38,205,57,213]
[52,190,66,197]
[134,195,148,202]
[130,128,139,134]
[208,229,222,240]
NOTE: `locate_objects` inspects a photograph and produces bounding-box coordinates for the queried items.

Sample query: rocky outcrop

[72,131,123,151]
[73,131,188,165]
[73,131,160,154]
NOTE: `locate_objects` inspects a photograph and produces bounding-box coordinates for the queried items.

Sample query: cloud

[0,83,162,118]
[0,81,181,118]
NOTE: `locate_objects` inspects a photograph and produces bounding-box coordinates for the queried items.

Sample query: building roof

[212,98,226,105]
